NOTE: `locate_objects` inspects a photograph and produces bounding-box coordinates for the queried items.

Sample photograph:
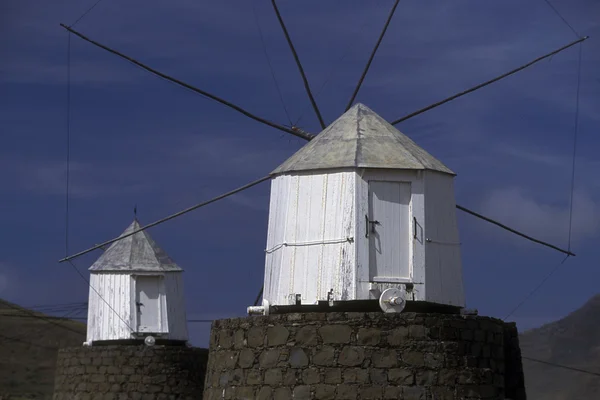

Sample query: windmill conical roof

[272,103,454,175]
[89,219,182,272]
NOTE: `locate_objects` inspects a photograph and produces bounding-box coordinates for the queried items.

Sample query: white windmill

[251,103,464,315]
[84,218,188,346]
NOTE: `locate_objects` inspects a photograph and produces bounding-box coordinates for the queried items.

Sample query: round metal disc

[379,287,407,313]
[144,335,156,346]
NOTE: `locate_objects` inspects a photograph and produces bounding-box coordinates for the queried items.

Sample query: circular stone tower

[202,312,525,399]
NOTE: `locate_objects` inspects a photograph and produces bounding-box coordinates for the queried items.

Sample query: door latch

[365,215,380,237]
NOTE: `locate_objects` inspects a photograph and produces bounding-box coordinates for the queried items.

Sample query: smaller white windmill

[84,218,188,346]
[252,103,465,315]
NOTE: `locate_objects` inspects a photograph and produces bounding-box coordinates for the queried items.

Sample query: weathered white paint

[86,271,189,343]
[423,171,465,307]
[262,104,465,309]
[263,168,465,308]
[263,170,356,306]
[85,219,189,344]
[136,276,162,332]
[86,272,132,342]
[163,272,189,341]
[368,180,412,282]
[356,169,425,301]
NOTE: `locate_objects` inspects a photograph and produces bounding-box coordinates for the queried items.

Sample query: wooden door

[368,181,411,282]
[136,276,161,333]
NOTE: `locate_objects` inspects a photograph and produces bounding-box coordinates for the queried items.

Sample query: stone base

[203,312,527,400]
[53,345,208,400]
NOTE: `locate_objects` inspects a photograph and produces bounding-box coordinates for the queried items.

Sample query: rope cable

[251,2,293,125]
[345,0,401,111]
[71,0,107,28]
[65,33,72,257]
[59,175,271,263]
[67,260,135,333]
[542,0,580,38]
[503,255,570,321]
[567,43,583,250]
[295,0,388,126]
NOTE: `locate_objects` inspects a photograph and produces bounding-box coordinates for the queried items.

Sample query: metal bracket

[365,215,380,237]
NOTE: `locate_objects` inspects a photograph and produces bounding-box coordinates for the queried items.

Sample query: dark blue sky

[1,0,599,346]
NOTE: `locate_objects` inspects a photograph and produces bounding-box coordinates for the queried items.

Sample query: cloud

[1,130,291,203]
[479,187,600,246]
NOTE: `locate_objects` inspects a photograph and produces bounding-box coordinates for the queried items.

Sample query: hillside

[520,294,600,400]
[0,299,86,400]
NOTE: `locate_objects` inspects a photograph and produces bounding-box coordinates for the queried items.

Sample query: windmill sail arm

[345,0,401,111]
[59,24,315,141]
[270,0,326,129]
[391,36,588,125]
[58,176,271,263]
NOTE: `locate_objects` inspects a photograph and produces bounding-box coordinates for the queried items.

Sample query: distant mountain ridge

[0,299,86,400]
[520,294,600,400]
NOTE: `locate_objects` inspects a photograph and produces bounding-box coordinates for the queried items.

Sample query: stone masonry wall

[203,312,524,400]
[53,345,208,400]
[503,323,527,400]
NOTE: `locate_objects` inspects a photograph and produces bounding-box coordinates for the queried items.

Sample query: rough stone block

[388,368,414,385]
[233,329,246,349]
[324,368,342,384]
[360,386,383,399]
[338,346,365,366]
[313,346,336,366]
[370,368,387,384]
[357,328,381,346]
[247,327,265,348]
[402,385,426,400]
[236,386,256,400]
[264,368,283,385]
[289,348,309,368]
[314,384,336,399]
[296,326,319,346]
[246,369,262,385]
[259,349,281,368]
[302,368,321,384]
[383,386,402,399]
[343,368,369,384]
[238,348,255,368]
[273,387,292,400]
[293,385,311,400]
[416,370,436,386]
[387,326,409,346]
[267,325,290,346]
[336,384,359,399]
[402,351,425,367]
[372,349,398,368]
[257,387,273,400]
[319,325,352,344]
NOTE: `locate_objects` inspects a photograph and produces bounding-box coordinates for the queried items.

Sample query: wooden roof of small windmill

[272,103,455,175]
[89,219,182,272]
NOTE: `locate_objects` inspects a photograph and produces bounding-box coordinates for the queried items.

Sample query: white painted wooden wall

[263,168,465,308]
[86,273,132,342]
[86,272,188,343]
[263,170,356,306]
[423,171,465,307]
